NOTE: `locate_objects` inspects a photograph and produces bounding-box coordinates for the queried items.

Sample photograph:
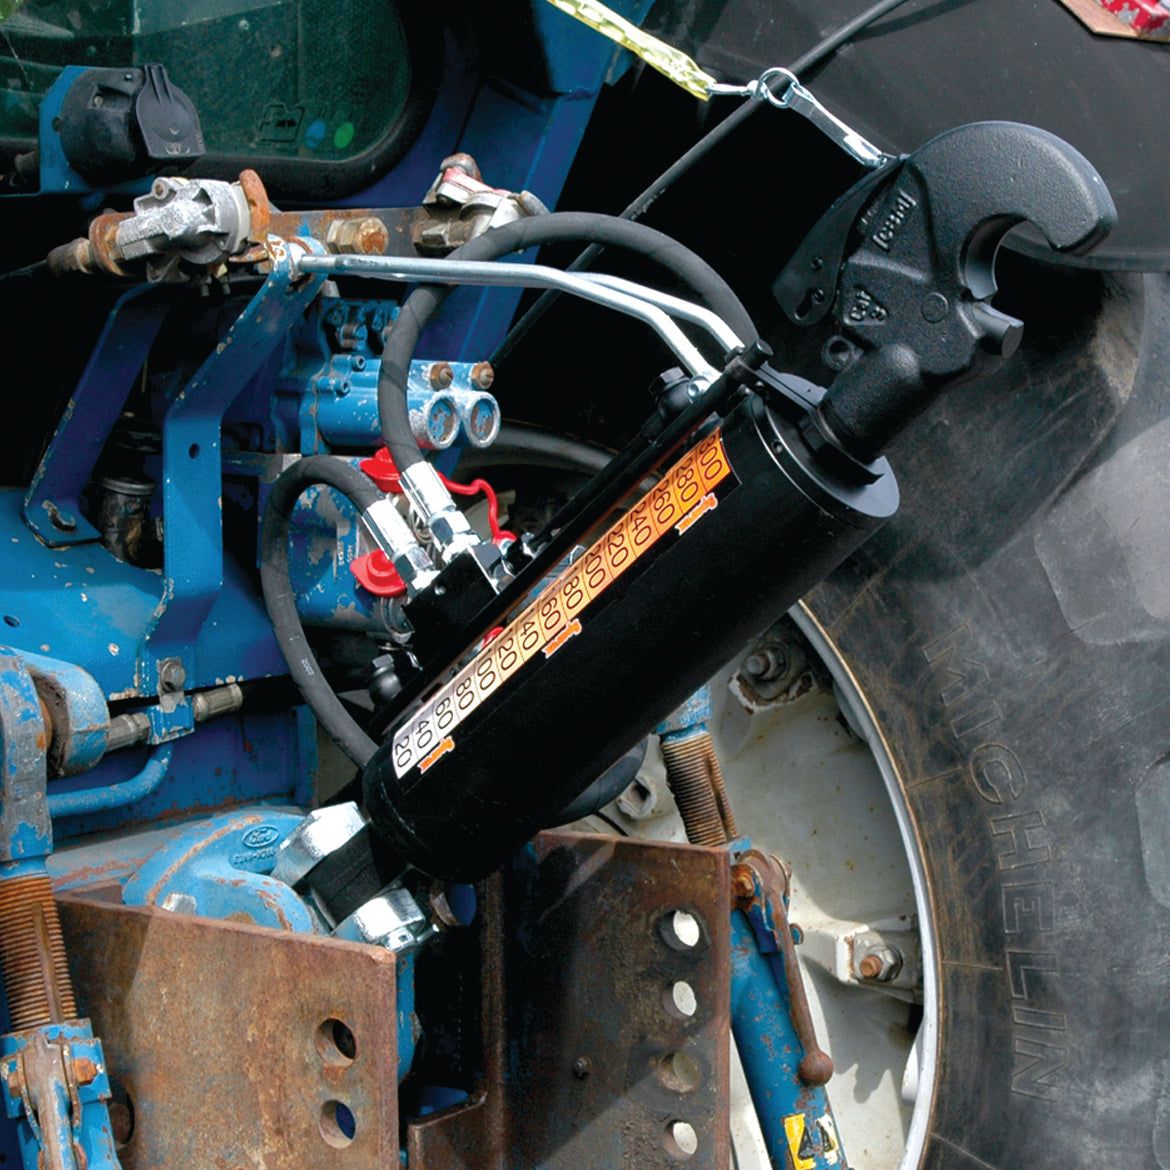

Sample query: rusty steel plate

[409,832,731,1170]
[57,893,399,1170]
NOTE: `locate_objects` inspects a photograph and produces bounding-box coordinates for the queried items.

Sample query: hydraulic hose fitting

[451,388,501,449]
[398,462,480,564]
[361,498,439,596]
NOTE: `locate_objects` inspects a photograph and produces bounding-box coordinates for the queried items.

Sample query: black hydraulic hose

[491,0,914,365]
[378,210,756,471]
[260,456,382,767]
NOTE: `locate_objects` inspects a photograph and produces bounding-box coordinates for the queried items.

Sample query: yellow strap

[543,0,718,100]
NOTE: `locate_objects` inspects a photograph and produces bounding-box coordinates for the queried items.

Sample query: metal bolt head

[571,1056,592,1080]
[271,803,368,889]
[428,361,454,390]
[856,944,902,982]
[470,361,495,390]
[158,658,186,693]
[730,865,756,904]
[744,648,788,682]
[325,216,389,256]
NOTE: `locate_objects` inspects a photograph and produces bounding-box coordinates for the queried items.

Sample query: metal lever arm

[780,121,1116,462]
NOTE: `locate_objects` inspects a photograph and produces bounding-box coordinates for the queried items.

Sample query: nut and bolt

[72,1057,99,1086]
[46,502,78,533]
[743,647,788,682]
[325,216,389,256]
[730,865,756,904]
[470,361,495,390]
[158,659,186,693]
[615,776,658,820]
[429,361,455,390]
[857,944,902,983]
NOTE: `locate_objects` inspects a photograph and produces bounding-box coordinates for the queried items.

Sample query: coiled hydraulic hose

[378,211,756,471]
[260,455,382,766]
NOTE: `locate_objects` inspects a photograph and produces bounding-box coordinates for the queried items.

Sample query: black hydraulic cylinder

[363,392,899,882]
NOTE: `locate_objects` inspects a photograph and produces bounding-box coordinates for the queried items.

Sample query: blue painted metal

[264,293,496,455]
[0,1023,120,1170]
[141,239,326,692]
[1,488,289,701]
[47,745,171,820]
[314,359,487,452]
[47,708,316,842]
[121,809,320,932]
[23,288,170,547]
[16,652,108,777]
[730,911,843,1169]
[109,803,422,1087]
[396,952,418,1081]
[283,481,387,632]
[658,684,713,742]
[347,0,654,364]
[0,652,51,862]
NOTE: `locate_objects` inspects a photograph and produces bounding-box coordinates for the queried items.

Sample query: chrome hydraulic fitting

[333,885,436,953]
[274,804,437,953]
[360,496,439,595]
[398,461,480,563]
[272,802,368,890]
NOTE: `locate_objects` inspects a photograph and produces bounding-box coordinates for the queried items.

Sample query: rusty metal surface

[409,832,731,1170]
[57,892,398,1170]
[267,208,418,257]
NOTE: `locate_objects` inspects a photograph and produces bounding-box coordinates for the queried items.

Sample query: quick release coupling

[361,497,439,595]
[398,461,480,563]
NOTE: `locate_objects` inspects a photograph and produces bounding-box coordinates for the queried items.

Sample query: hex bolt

[72,1057,99,1087]
[744,647,788,682]
[571,1056,592,1080]
[429,361,455,390]
[730,864,756,904]
[158,659,186,693]
[857,944,902,982]
[46,502,77,533]
[325,216,389,256]
[470,361,495,390]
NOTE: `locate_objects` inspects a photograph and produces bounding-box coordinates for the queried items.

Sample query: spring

[661,731,739,847]
[0,874,77,1031]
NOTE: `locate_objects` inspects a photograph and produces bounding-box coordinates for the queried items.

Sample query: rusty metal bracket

[57,893,400,1170]
[409,832,731,1170]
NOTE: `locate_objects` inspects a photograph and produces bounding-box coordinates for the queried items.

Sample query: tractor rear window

[0,0,422,180]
